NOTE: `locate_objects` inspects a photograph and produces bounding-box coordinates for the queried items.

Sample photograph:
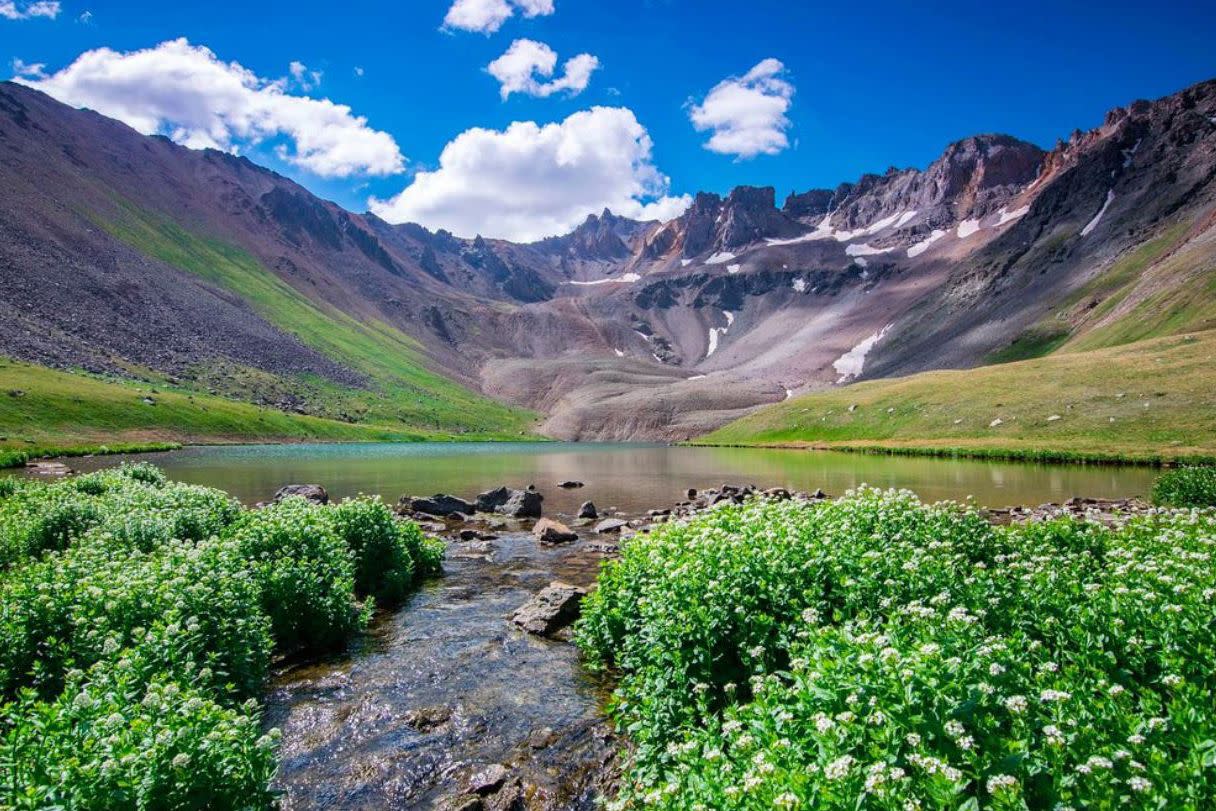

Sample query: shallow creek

[264,531,617,809]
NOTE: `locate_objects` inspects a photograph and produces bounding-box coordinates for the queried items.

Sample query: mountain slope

[700,330,1216,461]
[1,77,1214,446]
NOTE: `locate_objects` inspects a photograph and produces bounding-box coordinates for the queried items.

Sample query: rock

[647,508,671,517]
[446,512,469,523]
[811,488,828,499]
[476,487,543,518]
[528,727,558,749]
[1047,414,1062,422]
[577,501,598,520]
[686,488,698,499]
[533,518,577,544]
[6,389,25,398]
[407,494,474,517]
[557,480,584,489]
[593,518,629,534]
[467,764,510,796]
[989,418,1004,428]
[512,582,587,635]
[764,487,791,500]
[273,484,329,505]
[403,705,452,731]
[25,460,73,477]
[443,796,483,811]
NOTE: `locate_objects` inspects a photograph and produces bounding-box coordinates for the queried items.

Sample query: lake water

[64,441,1157,511]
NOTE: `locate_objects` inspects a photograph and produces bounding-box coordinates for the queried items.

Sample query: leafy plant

[0,466,441,807]
[1152,465,1216,507]
[578,490,1216,809]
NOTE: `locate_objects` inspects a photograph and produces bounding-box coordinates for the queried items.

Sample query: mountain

[1,77,1214,446]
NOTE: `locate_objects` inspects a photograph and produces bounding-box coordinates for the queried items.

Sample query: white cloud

[442,0,555,33]
[369,106,690,242]
[17,39,404,178]
[288,60,323,91]
[11,58,46,78]
[487,39,598,100]
[0,0,60,20]
[688,58,795,159]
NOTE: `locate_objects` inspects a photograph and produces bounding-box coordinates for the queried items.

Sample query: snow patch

[727,264,741,274]
[834,210,907,242]
[634,330,652,342]
[907,229,947,258]
[957,218,982,239]
[996,206,1030,226]
[680,259,694,267]
[845,242,893,257]
[1122,138,1142,168]
[792,278,807,293]
[706,251,737,265]
[1080,190,1115,237]
[687,374,707,381]
[766,213,835,246]
[705,311,735,358]
[569,273,641,286]
[894,210,919,228]
[613,348,625,357]
[833,325,891,383]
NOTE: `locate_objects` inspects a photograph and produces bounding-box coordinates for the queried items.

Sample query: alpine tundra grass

[577,489,1216,809]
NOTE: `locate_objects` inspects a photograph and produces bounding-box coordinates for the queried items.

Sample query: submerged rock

[557,480,585,489]
[533,518,578,544]
[273,484,329,505]
[512,582,587,636]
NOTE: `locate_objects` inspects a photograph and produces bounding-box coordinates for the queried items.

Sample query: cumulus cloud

[0,0,60,20]
[11,58,46,78]
[369,106,690,242]
[16,39,404,178]
[443,0,554,34]
[688,58,795,159]
[487,39,598,100]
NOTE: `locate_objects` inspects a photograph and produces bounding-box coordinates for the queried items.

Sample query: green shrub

[327,497,427,605]
[0,656,278,810]
[0,477,22,499]
[227,497,366,654]
[579,490,1216,810]
[0,537,272,701]
[0,472,240,568]
[1152,466,1216,508]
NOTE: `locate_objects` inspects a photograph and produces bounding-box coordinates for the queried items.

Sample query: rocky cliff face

[2,77,1214,441]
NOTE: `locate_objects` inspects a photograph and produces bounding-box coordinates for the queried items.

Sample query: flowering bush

[0,467,441,808]
[577,489,1216,809]
[1153,466,1216,508]
[327,497,444,605]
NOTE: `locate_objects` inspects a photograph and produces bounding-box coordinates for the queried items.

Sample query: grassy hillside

[0,358,523,467]
[700,330,1216,462]
[92,199,535,437]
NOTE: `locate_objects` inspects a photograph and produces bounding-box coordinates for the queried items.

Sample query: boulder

[577,501,598,520]
[466,764,509,796]
[533,518,577,544]
[273,484,329,505]
[407,494,474,517]
[476,486,543,518]
[593,518,629,534]
[511,582,587,635]
[557,480,584,489]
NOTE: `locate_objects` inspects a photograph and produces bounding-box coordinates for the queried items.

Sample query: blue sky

[2,0,1214,240]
